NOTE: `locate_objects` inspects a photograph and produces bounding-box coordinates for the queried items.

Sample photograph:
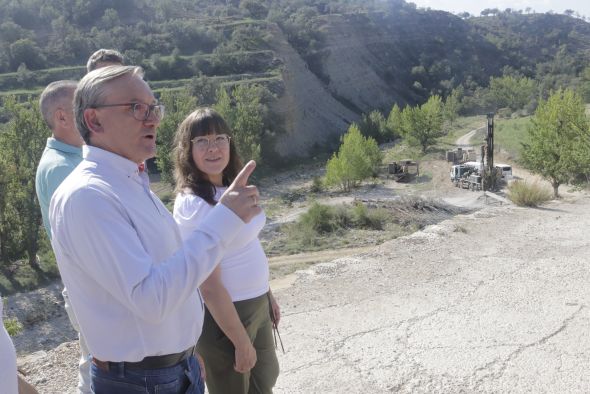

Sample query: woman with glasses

[172,108,280,394]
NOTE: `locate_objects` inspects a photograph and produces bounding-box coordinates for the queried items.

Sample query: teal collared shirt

[35,137,83,238]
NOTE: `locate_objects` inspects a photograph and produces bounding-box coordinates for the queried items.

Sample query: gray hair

[86,48,124,73]
[74,65,144,144]
[39,80,77,129]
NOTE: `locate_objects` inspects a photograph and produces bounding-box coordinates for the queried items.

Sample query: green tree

[240,0,269,19]
[189,75,219,106]
[358,110,387,142]
[324,124,382,192]
[386,103,402,140]
[521,89,590,197]
[15,63,35,88]
[215,85,264,163]
[580,66,590,103]
[0,96,48,266]
[489,75,535,111]
[9,38,46,70]
[400,95,445,153]
[0,21,33,44]
[443,88,462,125]
[155,89,197,185]
[100,8,121,30]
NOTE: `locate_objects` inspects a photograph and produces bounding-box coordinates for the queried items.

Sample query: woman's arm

[200,266,257,373]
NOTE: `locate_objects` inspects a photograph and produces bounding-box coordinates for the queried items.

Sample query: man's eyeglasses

[91,102,165,121]
[191,134,231,151]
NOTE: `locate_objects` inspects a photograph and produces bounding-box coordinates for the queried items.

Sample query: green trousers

[197,293,280,394]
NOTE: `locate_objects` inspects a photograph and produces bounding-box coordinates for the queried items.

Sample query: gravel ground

[10,190,590,393]
[273,192,590,393]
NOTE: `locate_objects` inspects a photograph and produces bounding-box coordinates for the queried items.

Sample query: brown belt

[92,346,194,371]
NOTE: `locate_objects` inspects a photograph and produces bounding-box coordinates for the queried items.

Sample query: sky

[407,0,590,18]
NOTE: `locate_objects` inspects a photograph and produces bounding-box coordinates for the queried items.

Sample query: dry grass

[507,180,553,207]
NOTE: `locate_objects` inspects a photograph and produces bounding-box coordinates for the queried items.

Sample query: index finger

[231,160,256,188]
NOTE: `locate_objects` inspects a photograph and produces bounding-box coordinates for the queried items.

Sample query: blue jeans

[90,355,205,394]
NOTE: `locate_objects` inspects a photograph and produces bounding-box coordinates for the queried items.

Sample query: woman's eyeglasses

[191,134,231,151]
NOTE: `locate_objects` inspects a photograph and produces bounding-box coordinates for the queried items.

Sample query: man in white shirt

[49,65,260,394]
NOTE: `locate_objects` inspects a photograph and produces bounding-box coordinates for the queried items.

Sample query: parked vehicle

[450,164,482,191]
[495,163,512,179]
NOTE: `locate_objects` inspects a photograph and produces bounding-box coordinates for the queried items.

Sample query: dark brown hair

[173,107,243,205]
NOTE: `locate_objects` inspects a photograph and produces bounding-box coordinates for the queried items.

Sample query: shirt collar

[46,137,83,156]
[84,146,144,178]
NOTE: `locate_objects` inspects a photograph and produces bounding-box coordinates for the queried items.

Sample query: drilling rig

[449,113,502,191]
[482,112,499,191]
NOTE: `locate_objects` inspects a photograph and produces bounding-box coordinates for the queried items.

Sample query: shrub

[280,190,304,206]
[3,317,23,337]
[299,202,338,234]
[507,180,552,207]
[286,201,387,249]
[351,202,385,230]
[310,176,323,193]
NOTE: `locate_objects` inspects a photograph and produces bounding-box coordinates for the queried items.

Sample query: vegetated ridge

[0,1,589,157]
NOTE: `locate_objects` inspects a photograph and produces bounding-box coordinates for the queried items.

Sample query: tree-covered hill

[1,0,589,158]
[468,12,590,82]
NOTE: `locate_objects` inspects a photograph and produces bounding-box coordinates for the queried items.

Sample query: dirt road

[455,125,485,147]
[272,193,590,393]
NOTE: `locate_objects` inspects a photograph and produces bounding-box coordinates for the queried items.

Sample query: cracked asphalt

[272,194,590,393]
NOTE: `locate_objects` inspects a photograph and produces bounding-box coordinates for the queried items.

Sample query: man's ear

[53,108,67,126]
[83,108,103,134]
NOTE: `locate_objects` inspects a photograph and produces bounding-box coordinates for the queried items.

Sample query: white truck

[450,162,482,191]
[495,163,513,179]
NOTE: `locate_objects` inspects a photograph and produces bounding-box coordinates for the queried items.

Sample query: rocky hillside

[272,9,590,156]
[1,1,590,158]
[267,23,358,157]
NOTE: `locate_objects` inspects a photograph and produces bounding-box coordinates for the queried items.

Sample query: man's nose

[144,112,160,126]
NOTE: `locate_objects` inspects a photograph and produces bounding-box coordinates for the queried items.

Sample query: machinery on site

[446,147,476,164]
[388,160,419,182]
[449,113,502,191]
[450,162,483,190]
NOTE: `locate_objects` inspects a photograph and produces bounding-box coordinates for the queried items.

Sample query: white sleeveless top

[0,297,18,394]
[173,188,269,301]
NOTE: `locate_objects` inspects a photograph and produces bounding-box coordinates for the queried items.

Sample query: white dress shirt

[174,188,270,302]
[0,297,18,394]
[49,146,243,362]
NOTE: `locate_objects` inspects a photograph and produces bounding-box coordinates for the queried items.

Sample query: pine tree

[325,124,382,192]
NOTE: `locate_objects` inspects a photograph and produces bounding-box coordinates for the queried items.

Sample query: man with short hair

[36,81,83,235]
[86,48,124,73]
[49,65,261,393]
[35,80,91,393]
